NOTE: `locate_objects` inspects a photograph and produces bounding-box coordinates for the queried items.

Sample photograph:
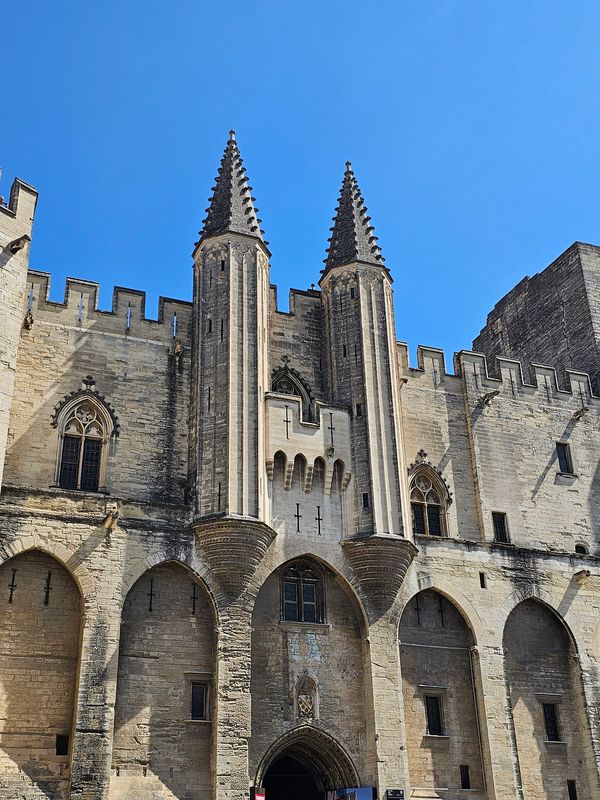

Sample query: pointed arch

[255,726,360,791]
[503,597,593,799]
[312,457,325,493]
[0,550,83,795]
[271,366,315,422]
[53,389,119,492]
[408,463,452,537]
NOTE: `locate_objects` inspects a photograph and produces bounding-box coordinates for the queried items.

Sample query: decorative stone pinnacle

[322,163,386,274]
[198,132,266,245]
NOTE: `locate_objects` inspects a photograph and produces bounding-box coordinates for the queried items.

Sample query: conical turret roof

[198,131,267,246]
[323,162,386,274]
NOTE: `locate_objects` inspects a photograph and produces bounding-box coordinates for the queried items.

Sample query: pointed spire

[199,130,267,246]
[323,162,386,273]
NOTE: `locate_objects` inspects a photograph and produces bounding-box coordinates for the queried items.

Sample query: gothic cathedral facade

[1,133,600,800]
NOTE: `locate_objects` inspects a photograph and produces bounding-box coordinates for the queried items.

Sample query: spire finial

[322,163,386,275]
[198,132,267,247]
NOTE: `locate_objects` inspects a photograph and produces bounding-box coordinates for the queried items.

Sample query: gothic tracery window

[56,398,113,492]
[281,561,324,623]
[410,472,447,536]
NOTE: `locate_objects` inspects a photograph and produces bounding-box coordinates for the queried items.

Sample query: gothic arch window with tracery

[410,471,448,537]
[281,561,324,623]
[271,366,314,422]
[53,391,117,493]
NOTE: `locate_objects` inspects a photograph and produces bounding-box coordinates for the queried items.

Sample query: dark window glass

[80,439,102,491]
[283,580,299,621]
[56,734,69,756]
[59,436,81,489]
[568,780,578,800]
[356,403,362,417]
[350,287,355,299]
[425,695,443,736]
[460,765,470,790]
[575,544,588,555]
[281,563,323,623]
[411,503,426,535]
[362,493,370,509]
[191,682,207,720]
[479,572,486,588]
[492,512,509,543]
[557,442,573,473]
[427,504,442,536]
[543,702,561,741]
[302,583,317,622]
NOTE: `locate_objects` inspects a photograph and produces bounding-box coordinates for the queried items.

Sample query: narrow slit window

[543,702,561,741]
[568,780,578,800]
[362,492,370,509]
[355,403,362,418]
[492,512,509,543]
[56,734,69,756]
[191,682,207,720]
[424,695,443,736]
[460,765,471,790]
[220,259,225,272]
[479,572,487,588]
[556,442,573,474]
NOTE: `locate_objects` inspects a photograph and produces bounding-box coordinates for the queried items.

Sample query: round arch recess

[255,726,360,793]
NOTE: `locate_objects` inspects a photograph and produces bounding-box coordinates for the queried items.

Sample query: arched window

[271,367,314,422]
[281,561,324,623]
[56,398,114,492]
[410,472,448,536]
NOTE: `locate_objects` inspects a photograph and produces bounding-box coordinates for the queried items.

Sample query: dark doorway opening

[263,754,320,800]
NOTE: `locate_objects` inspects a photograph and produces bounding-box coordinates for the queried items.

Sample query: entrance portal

[255,726,361,800]
[264,755,320,800]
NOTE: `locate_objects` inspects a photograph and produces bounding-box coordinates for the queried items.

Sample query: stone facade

[1,133,600,800]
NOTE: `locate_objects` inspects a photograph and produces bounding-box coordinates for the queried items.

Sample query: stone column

[70,609,121,800]
[473,643,522,800]
[213,600,254,800]
[366,615,410,793]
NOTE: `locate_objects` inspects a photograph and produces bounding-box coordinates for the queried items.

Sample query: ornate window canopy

[52,378,118,493]
[271,363,315,422]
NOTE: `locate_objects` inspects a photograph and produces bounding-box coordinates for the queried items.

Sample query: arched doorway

[256,726,361,800]
[264,754,319,800]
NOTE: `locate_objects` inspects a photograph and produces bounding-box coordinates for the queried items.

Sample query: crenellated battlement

[24,270,192,344]
[455,350,599,409]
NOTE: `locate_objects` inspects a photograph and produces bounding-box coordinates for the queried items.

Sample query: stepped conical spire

[199,130,267,245]
[323,162,385,273]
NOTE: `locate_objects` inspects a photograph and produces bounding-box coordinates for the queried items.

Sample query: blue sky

[3,1,600,362]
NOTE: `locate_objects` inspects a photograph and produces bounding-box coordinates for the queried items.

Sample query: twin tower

[191,131,408,544]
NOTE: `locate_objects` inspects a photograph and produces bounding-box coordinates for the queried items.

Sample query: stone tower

[320,163,407,536]
[191,131,270,521]
[0,178,37,490]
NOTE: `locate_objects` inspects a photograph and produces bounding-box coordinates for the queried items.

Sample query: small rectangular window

[460,765,471,790]
[425,695,443,736]
[543,702,561,741]
[191,682,207,720]
[220,259,225,272]
[568,780,578,800]
[479,572,487,588]
[207,318,212,334]
[56,734,69,756]
[356,403,362,417]
[350,287,355,299]
[492,512,509,543]
[556,442,573,474]
[342,344,347,358]
[362,492,370,509]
